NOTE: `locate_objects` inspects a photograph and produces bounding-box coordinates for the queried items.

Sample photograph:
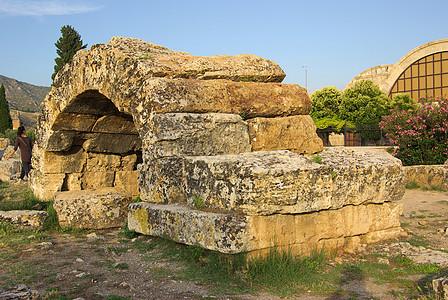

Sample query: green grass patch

[422,185,447,192]
[311,153,322,164]
[192,195,205,209]
[405,181,420,189]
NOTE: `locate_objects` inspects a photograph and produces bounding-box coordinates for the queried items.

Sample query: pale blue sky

[1,0,447,93]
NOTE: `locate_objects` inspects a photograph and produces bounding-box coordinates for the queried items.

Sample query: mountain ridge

[0,74,50,113]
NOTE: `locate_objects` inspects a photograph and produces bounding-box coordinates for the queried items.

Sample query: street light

[302,65,308,91]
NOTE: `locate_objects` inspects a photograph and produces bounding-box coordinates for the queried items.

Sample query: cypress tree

[0,84,12,134]
[51,25,87,83]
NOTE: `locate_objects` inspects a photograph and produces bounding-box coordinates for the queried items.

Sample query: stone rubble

[0,284,40,299]
[0,210,48,230]
[388,242,448,267]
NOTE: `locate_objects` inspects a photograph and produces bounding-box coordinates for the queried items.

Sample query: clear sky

[1,0,448,93]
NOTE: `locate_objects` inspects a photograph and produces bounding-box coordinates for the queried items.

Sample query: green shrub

[380,96,448,165]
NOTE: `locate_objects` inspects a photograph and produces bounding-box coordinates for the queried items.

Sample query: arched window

[389,52,448,100]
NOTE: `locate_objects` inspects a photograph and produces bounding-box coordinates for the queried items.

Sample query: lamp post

[302,65,308,91]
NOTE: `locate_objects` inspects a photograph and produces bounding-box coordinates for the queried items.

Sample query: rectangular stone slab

[183,148,405,215]
[404,165,448,190]
[128,201,403,255]
[54,188,132,229]
[133,78,311,124]
[247,115,323,154]
[142,113,251,159]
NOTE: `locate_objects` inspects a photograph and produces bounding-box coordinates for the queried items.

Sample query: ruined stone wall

[32,37,321,200]
[34,37,405,254]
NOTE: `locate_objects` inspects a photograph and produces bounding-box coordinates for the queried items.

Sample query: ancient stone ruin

[32,37,405,255]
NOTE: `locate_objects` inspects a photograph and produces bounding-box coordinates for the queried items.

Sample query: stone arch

[32,89,142,199]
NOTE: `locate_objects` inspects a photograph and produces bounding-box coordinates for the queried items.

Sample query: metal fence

[317,125,390,147]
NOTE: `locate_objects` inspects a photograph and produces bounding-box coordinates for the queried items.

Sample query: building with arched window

[346,39,448,100]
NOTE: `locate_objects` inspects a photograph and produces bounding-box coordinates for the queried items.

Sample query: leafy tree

[51,25,87,83]
[389,93,415,111]
[0,85,12,134]
[339,80,390,127]
[310,87,346,131]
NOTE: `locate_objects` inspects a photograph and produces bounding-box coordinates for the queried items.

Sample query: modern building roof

[346,39,448,99]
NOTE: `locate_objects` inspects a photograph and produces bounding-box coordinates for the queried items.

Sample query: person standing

[6,126,33,184]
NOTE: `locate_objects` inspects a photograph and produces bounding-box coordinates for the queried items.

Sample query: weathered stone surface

[143,113,250,158]
[29,170,65,200]
[404,165,448,190]
[183,149,404,215]
[82,133,141,154]
[86,152,121,172]
[0,284,40,299]
[114,171,138,198]
[138,158,185,204]
[94,36,286,83]
[51,113,98,131]
[433,276,448,300]
[33,145,86,174]
[91,115,138,134]
[128,201,403,254]
[40,130,76,151]
[0,159,21,182]
[133,78,310,121]
[121,154,138,171]
[82,172,115,189]
[0,138,10,149]
[0,210,48,229]
[247,115,323,154]
[128,202,248,254]
[54,188,132,229]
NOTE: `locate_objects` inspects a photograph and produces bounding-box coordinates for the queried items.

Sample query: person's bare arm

[5,150,15,160]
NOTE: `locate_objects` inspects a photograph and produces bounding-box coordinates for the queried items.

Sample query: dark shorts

[20,162,32,180]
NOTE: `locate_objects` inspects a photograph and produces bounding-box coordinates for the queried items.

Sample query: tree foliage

[0,85,12,134]
[310,80,416,140]
[339,80,390,129]
[310,87,347,131]
[51,25,87,83]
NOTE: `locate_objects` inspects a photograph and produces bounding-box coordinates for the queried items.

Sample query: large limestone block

[404,165,448,190]
[101,36,286,83]
[51,113,98,131]
[33,145,86,174]
[0,159,21,182]
[133,78,311,124]
[86,153,138,172]
[138,158,185,204]
[128,201,403,255]
[29,170,66,200]
[86,152,121,172]
[0,210,48,230]
[128,202,249,254]
[91,115,138,134]
[82,133,141,154]
[247,115,323,154]
[82,172,115,189]
[54,188,132,229]
[114,170,139,198]
[143,113,251,158]
[184,149,404,215]
[40,130,76,151]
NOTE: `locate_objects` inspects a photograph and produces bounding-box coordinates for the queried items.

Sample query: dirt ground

[1,188,448,299]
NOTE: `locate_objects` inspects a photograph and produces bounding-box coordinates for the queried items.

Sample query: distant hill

[0,75,50,113]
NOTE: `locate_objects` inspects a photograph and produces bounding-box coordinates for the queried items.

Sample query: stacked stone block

[32,37,405,251]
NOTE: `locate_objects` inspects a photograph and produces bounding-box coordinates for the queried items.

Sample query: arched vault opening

[33,90,142,199]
